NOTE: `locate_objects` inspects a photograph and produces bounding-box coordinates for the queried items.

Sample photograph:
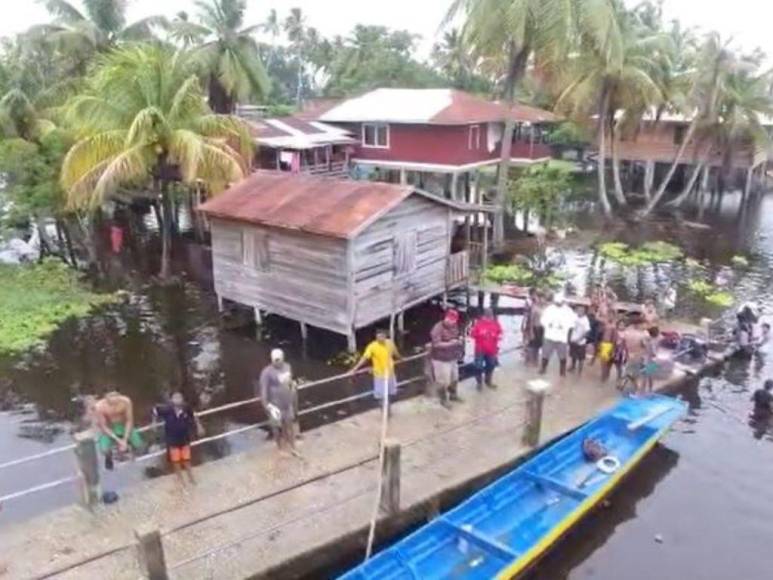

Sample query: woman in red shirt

[470,308,503,390]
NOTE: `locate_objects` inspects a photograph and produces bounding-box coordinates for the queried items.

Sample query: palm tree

[30,0,166,68]
[61,45,253,278]
[0,89,56,141]
[261,9,281,66]
[641,33,734,216]
[284,7,307,106]
[448,0,621,244]
[170,0,270,114]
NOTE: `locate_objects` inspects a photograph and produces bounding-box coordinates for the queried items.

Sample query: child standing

[154,392,204,484]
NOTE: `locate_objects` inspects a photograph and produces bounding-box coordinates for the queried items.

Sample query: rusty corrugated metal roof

[198,171,418,239]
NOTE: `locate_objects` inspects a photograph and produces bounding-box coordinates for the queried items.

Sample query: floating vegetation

[598,240,683,267]
[730,255,750,268]
[686,279,734,308]
[484,263,566,290]
[0,260,117,355]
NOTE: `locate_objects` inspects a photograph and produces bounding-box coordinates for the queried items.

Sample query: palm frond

[39,0,85,23]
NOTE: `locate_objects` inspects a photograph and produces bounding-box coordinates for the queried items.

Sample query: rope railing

[0,352,429,475]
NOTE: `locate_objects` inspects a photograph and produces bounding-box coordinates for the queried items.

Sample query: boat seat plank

[438,518,519,561]
[522,471,588,501]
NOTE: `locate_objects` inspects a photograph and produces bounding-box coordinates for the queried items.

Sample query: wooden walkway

[0,323,713,579]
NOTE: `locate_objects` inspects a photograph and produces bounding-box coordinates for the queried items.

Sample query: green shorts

[98,424,144,453]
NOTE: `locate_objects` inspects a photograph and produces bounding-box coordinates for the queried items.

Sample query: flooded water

[2,188,773,580]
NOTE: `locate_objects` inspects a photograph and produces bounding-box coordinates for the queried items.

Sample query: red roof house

[318,88,559,201]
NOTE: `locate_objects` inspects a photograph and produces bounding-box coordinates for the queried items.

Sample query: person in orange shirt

[352,329,402,412]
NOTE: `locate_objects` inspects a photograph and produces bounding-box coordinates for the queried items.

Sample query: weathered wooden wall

[352,195,451,328]
[210,219,351,334]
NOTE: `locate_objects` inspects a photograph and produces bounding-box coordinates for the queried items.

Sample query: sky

[1,0,771,60]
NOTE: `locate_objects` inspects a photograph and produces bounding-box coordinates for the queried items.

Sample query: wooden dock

[0,323,721,580]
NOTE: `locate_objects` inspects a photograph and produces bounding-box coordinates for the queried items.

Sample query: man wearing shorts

[154,392,204,484]
[569,305,591,375]
[94,391,143,470]
[540,294,576,377]
[470,308,503,390]
[430,310,464,408]
[352,329,402,412]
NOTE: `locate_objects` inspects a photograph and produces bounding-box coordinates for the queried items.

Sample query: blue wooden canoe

[341,394,687,580]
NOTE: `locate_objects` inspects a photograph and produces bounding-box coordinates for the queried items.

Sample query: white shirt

[541,304,577,343]
[570,315,591,345]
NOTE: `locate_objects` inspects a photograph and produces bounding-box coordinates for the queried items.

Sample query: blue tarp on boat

[341,394,687,580]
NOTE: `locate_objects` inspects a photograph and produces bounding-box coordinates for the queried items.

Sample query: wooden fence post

[135,525,169,580]
[379,439,401,515]
[74,431,100,509]
[522,379,550,448]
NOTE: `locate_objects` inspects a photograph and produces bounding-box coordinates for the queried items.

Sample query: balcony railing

[303,161,348,176]
[447,251,470,287]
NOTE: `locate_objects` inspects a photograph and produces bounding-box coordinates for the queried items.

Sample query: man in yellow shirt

[351,329,402,408]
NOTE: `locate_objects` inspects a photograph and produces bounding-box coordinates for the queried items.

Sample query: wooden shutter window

[394,231,417,275]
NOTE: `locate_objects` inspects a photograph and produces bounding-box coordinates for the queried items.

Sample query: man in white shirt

[540,293,577,377]
[569,305,592,375]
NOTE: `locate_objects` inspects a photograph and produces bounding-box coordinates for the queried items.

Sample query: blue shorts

[475,354,498,373]
[373,376,397,400]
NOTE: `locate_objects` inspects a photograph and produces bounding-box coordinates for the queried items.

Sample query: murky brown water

[2,191,773,580]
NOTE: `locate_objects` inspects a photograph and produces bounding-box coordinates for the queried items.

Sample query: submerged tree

[170,0,270,113]
[61,45,253,278]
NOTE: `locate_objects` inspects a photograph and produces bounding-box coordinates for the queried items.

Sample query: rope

[0,475,79,503]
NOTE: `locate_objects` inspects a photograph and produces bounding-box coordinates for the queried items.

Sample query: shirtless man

[642,299,659,329]
[94,391,143,470]
[621,316,650,394]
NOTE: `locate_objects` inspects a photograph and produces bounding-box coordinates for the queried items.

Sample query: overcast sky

[1,0,771,60]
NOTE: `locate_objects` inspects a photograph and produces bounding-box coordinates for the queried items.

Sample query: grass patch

[0,260,117,355]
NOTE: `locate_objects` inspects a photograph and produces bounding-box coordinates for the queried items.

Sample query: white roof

[256,119,357,150]
[320,89,454,123]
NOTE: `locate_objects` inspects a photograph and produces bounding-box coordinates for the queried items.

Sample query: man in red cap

[430,309,464,408]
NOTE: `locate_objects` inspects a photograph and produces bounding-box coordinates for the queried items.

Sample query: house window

[242,230,270,271]
[674,125,687,145]
[394,231,417,275]
[468,125,481,149]
[363,123,389,148]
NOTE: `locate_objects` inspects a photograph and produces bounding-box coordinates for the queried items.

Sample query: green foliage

[549,121,592,147]
[484,263,565,291]
[0,260,117,354]
[507,163,574,226]
[731,255,750,268]
[0,130,71,225]
[598,241,683,267]
[685,279,733,308]
[323,26,445,96]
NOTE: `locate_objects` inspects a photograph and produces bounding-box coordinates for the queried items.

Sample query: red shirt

[470,317,503,356]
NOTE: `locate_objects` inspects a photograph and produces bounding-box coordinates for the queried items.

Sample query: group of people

[522,284,662,395]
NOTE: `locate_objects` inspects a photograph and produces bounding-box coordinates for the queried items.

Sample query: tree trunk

[208,76,234,114]
[61,218,79,267]
[596,88,613,217]
[643,160,655,201]
[493,46,529,248]
[610,122,627,206]
[523,207,530,234]
[295,54,304,107]
[697,165,710,220]
[159,184,174,280]
[668,162,705,208]
[641,118,699,215]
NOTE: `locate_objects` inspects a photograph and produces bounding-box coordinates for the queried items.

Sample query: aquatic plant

[598,240,683,267]
[0,260,117,355]
[730,255,750,268]
[484,263,566,290]
[686,279,733,308]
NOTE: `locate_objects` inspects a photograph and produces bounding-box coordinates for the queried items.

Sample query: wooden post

[253,307,262,326]
[482,212,489,275]
[744,166,753,201]
[522,379,550,448]
[397,311,405,334]
[347,328,357,353]
[135,525,169,580]
[74,431,100,509]
[379,439,401,515]
[643,160,655,199]
[216,294,224,312]
[300,321,308,342]
[399,168,408,185]
[450,172,459,201]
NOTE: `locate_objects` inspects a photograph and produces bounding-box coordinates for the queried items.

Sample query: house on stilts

[198,171,491,351]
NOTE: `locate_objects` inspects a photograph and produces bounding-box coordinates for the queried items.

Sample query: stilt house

[198,172,486,350]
